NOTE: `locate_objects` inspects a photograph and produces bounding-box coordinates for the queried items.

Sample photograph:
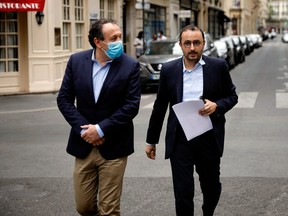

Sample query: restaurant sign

[0,0,45,12]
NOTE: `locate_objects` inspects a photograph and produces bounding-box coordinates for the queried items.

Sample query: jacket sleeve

[57,54,90,135]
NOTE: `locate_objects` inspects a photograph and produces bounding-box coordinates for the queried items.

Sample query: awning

[222,14,231,22]
[0,0,45,12]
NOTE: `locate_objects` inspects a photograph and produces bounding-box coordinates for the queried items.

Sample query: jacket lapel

[96,57,120,103]
[84,50,95,103]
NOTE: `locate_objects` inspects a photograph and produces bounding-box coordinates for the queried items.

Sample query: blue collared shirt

[92,51,112,103]
[182,57,205,102]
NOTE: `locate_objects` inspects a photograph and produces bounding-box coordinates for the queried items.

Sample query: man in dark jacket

[57,18,141,216]
[145,25,238,216]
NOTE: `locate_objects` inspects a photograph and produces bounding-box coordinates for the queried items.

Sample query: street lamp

[35,11,45,25]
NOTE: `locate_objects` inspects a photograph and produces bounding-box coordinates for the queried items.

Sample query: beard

[186,51,201,62]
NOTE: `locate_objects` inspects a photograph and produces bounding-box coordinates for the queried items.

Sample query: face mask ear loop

[99,41,111,59]
[100,47,111,59]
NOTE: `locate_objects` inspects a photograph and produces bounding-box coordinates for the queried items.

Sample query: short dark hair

[88,18,118,49]
[179,25,205,43]
[137,31,143,39]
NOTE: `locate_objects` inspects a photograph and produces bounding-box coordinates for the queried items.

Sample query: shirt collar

[182,56,206,73]
[91,49,112,65]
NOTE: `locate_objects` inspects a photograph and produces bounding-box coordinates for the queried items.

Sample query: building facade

[223,0,269,36]
[0,0,261,95]
[267,0,288,33]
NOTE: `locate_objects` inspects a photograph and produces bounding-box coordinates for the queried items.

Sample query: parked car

[239,35,251,55]
[246,35,254,53]
[269,28,277,39]
[219,37,236,69]
[138,33,218,88]
[247,34,262,48]
[138,40,182,88]
[232,35,246,63]
[203,33,218,58]
[224,36,245,64]
[282,33,288,43]
[214,39,227,60]
[220,37,237,65]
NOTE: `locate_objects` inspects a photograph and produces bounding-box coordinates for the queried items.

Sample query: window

[75,0,83,21]
[75,24,83,49]
[62,0,71,50]
[63,0,70,20]
[62,23,70,50]
[232,0,240,8]
[145,5,166,42]
[100,0,115,19]
[107,0,114,19]
[100,0,105,18]
[0,12,18,72]
[75,0,84,49]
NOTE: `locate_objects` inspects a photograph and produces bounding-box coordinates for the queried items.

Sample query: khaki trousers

[73,147,127,216]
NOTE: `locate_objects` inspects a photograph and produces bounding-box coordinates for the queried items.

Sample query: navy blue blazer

[146,55,238,158]
[57,49,141,160]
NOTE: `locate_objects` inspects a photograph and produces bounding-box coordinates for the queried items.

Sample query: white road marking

[235,92,258,108]
[276,92,288,108]
[0,107,58,115]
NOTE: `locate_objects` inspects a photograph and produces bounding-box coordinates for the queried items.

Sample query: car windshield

[232,37,240,45]
[145,41,183,55]
[223,39,233,48]
[214,40,226,50]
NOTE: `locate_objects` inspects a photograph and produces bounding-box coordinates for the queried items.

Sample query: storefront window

[0,12,18,73]
[144,5,166,43]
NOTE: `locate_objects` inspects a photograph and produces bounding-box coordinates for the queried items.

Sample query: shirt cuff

[146,143,156,147]
[95,124,104,138]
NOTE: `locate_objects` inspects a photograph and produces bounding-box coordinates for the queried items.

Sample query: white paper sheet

[172,100,213,141]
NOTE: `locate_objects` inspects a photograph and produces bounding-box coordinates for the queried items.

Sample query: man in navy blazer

[145,25,238,216]
[57,19,141,216]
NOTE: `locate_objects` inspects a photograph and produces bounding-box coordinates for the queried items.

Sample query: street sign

[179,10,191,18]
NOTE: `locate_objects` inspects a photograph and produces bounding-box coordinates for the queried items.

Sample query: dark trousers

[170,129,222,216]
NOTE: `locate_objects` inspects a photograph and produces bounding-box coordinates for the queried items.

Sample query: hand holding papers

[172,100,213,141]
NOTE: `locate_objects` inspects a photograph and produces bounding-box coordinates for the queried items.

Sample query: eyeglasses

[182,40,203,48]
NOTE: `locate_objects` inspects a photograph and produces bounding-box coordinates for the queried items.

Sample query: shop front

[0,0,45,95]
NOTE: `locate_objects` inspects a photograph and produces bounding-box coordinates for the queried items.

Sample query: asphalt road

[1,36,288,216]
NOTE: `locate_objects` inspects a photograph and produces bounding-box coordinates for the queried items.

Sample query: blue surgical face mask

[101,40,124,59]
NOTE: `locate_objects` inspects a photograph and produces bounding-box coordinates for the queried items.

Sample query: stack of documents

[172,100,213,141]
